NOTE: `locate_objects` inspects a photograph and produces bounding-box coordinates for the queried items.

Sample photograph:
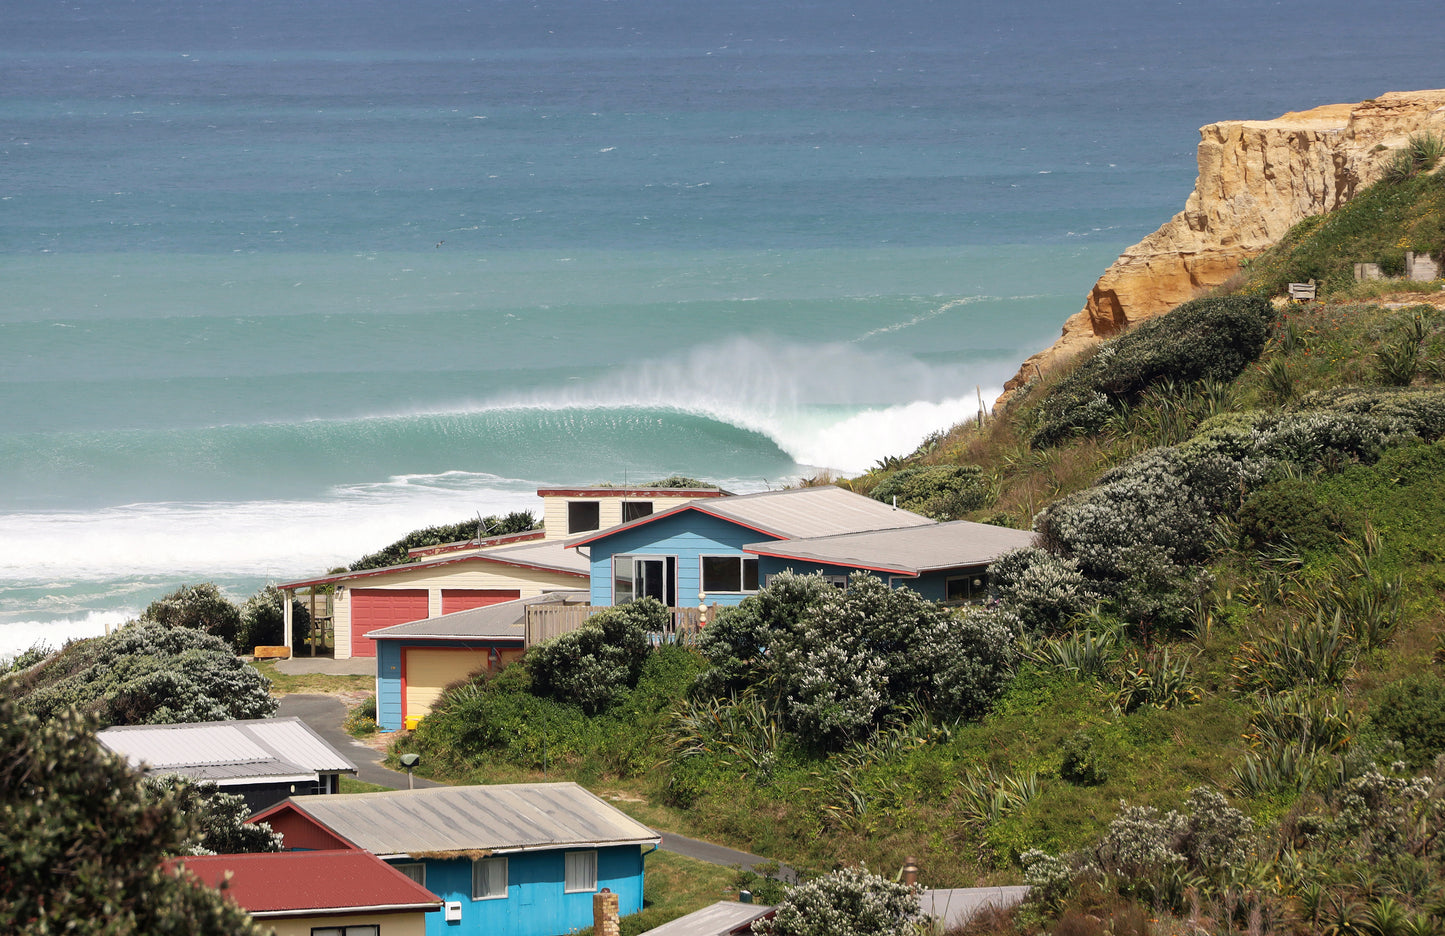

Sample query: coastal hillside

[382,128,1445,935]
[1000,89,1445,406]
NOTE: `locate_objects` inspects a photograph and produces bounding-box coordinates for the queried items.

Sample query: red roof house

[168,849,441,936]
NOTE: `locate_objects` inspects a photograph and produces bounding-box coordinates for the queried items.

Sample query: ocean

[2,0,1441,656]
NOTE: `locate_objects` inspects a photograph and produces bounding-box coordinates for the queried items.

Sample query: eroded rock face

[999,90,1445,406]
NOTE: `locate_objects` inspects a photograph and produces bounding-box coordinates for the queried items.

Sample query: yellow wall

[265,909,432,936]
[333,565,582,660]
[541,492,715,539]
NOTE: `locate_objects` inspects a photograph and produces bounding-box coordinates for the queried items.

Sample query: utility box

[445,901,462,922]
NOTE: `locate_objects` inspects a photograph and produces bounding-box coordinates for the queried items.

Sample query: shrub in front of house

[526,598,664,715]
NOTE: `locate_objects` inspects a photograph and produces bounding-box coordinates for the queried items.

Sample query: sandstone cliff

[999,90,1445,406]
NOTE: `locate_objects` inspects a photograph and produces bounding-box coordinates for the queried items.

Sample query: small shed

[169,849,442,936]
[97,716,357,813]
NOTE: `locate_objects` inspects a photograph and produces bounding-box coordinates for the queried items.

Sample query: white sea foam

[0,610,132,659]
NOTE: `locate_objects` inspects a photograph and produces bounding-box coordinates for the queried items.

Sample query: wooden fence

[523,603,710,647]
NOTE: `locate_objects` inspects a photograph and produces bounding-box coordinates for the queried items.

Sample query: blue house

[251,782,660,936]
[570,485,1034,608]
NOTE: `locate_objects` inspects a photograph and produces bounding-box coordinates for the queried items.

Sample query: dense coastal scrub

[396,163,1445,935]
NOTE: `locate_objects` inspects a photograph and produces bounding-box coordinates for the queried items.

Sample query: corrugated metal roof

[637,901,774,936]
[279,534,590,590]
[170,849,442,916]
[97,716,357,781]
[572,486,933,548]
[285,782,660,856]
[745,520,1036,576]
[370,590,590,640]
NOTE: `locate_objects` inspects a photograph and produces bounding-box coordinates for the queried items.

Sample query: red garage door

[350,589,429,657]
[442,589,522,614]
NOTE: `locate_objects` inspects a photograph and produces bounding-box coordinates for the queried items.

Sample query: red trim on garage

[350,589,429,658]
[440,589,522,614]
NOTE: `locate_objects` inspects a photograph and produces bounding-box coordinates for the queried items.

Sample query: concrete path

[276,692,792,879]
[271,656,376,676]
[276,693,441,790]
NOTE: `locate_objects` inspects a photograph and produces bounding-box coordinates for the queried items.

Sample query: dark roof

[256,782,660,858]
[569,486,932,548]
[744,520,1036,576]
[369,590,590,641]
[169,849,441,917]
[98,716,357,784]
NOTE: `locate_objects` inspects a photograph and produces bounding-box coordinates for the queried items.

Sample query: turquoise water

[2,0,1441,654]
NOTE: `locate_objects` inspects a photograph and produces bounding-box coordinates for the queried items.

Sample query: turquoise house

[570,485,1033,608]
[250,783,659,936]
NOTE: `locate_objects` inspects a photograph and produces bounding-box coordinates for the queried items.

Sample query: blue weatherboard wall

[586,510,781,608]
[389,846,645,936]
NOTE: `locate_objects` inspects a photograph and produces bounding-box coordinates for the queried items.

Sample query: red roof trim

[743,545,917,577]
[278,553,586,590]
[569,502,785,549]
[167,849,441,916]
[408,530,545,558]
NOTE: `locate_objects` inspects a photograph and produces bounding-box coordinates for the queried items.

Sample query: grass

[248,659,374,695]
[567,849,741,936]
[339,776,394,794]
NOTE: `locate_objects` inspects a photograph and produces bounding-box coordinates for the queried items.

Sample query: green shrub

[755,865,924,936]
[1059,731,1110,786]
[1237,479,1354,552]
[237,585,311,652]
[349,511,538,571]
[869,464,988,519]
[8,622,276,727]
[140,583,242,651]
[1030,296,1274,447]
[694,571,834,697]
[988,547,1101,635]
[526,600,663,715]
[1370,674,1445,769]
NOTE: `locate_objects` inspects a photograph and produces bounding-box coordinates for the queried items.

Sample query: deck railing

[523,603,710,647]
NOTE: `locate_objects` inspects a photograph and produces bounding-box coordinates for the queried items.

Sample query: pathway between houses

[275,693,793,879]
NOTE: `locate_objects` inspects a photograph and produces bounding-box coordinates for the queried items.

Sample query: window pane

[568,501,600,533]
[622,501,653,523]
[473,857,508,899]
[613,555,634,605]
[564,850,597,893]
[701,556,740,592]
[394,863,425,886]
[742,558,759,592]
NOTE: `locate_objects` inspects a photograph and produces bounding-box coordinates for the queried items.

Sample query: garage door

[351,589,429,657]
[403,647,494,724]
[441,589,521,615]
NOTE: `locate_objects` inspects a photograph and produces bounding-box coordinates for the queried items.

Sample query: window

[312,927,379,936]
[700,555,759,593]
[622,500,653,523]
[393,862,425,887]
[612,555,676,606]
[564,850,598,893]
[945,572,987,605]
[568,501,600,534]
[472,856,508,900]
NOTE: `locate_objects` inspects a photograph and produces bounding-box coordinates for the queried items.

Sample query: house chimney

[594,888,620,936]
[901,857,919,888]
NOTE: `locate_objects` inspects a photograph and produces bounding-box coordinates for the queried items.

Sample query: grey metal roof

[745,520,1036,576]
[97,716,358,784]
[284,782,660,857]
[637,901,773,936]
[369,590,590,641]
[279,533,590,590]
[574,485,933,548]
[921,886,1030,928]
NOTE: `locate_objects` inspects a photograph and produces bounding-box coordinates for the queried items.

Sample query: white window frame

[699,555,759,594]
[311,928,379,936]
[472,856,508,900]
[393,862,425,887]
[564,849,598,893]
[612,554,677,607]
